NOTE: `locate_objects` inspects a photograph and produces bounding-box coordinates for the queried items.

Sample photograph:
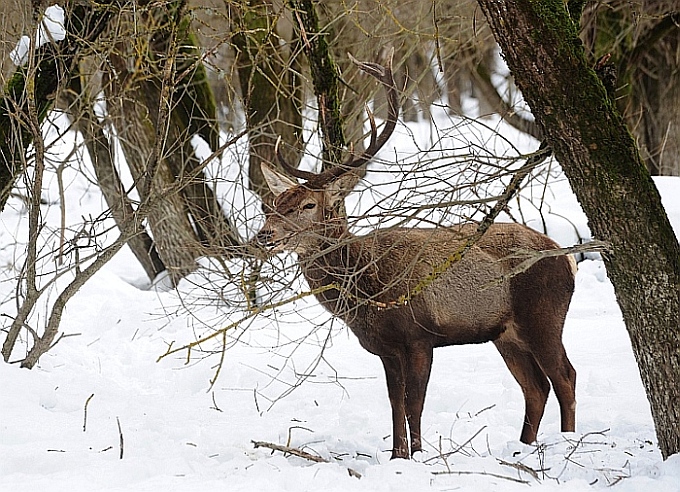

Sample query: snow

[10,5,66,65]
[1,102,680,491]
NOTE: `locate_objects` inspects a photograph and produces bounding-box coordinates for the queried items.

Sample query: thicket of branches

[0,0,677,395]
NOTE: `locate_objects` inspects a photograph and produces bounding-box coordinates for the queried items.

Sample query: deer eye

[302,202,316,210]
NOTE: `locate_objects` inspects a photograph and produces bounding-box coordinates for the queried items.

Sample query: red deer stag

[255,53,577,459]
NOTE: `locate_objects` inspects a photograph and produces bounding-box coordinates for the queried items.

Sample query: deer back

[295,222,574,354]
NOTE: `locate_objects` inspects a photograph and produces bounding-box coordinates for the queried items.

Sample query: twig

[210,391,222,412]
[431,469,530,484]
[562,428,611,468]
[423,426,487,464]
[253,439,326,462]
[253,388,261,414]
[437,435,452,473]
[116,416,124,460]
[496,240,611,284]
[140,8,180,199]
[497,458,541,481]
[432,0,443,73]
[474,404,496,417]
[156,284,339,362]
[252,440,362,479]
[287,426,314,447]
[372,146,551,310]
[83,393,95,432]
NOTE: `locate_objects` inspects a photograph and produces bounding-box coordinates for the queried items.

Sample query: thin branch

[156,283,339,362]
[423,426,488,463]
[140,7,181,199]
[496,240,611,284]
[432,0,443,73]
[116,416,124,460]
[473,62,542,140]
[371,145,551,310]
[624,12,680,70]
[83,393,95,432]
[252,440,361,479]
[498,458,541,481]
[21,229,131,368]
[2,25,46,362]
[431,469,530,484]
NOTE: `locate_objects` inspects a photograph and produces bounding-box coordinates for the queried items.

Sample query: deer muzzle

[255,229,275,248]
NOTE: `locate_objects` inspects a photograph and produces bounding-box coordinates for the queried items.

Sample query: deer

[254,52,577,460]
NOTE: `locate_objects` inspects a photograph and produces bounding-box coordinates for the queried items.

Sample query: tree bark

[0,2,111,211]
[78,108,166,280]
[289,0,346,167]
[477,0,680,459]
[581,4,680,175]
[232,0,303,204]
[106,67,200,284]
[104,2,242,284]
[64,73,165,281]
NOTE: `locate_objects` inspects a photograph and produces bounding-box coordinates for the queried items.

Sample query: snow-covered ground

[1,102,679,492]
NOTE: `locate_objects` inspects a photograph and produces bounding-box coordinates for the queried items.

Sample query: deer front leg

[380,355,408,459]
[405,345,433,454]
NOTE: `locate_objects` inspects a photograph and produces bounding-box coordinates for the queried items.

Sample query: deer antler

[275,137,318,181]
[276,48,399,188]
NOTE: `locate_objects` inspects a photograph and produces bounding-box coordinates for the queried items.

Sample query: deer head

[257,166,360,254]
[256,50,398,256]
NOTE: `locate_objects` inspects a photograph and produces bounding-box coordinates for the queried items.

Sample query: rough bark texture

[77,108,166,280]
[105,2,242,284]
[0,2,111,211]
[476,0,680,459]
[0,0,30,83]
[289,0,345,168]
[64,73,165,281]
[104,3,200,284]
[106,61,200,284]
[581,3,680,175]
[232,0,303,204]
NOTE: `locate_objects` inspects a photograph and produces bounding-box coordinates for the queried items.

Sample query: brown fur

[256,167,577,459]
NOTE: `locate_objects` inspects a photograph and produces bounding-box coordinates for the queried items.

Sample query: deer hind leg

[404,345,433,454]
[494,339,551,444]
[380,355,409,459]
[532,344,576,434]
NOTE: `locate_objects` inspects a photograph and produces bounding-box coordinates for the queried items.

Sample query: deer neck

[297,229,375,315]
[298,225,355,271]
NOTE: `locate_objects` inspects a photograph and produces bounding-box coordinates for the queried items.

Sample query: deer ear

[261,162,298,196]
[324,172,361,208]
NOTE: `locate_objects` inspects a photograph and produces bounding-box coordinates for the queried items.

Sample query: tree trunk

[0,3,111,211]
[106,68,200,284]
[232,0,303,205]
[64,72,166,281]
[289,0,346,167]
[581,3,680,175]
[477,0,680,459]
[0,0,30,82]
[635,31,680,175]
[104,2,243,284]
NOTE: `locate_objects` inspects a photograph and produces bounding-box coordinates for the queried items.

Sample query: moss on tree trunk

[0,3,111,211]
[232,0,303,204]
[477,0,680,459]
[289,0,345,168]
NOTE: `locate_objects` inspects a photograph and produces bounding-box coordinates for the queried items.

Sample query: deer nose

[255,229,274,246]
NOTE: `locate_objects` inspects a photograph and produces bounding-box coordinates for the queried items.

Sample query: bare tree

[477,0,680,459]
[232,0,303,205]
[0,1,246,365]
[581,1,680,175]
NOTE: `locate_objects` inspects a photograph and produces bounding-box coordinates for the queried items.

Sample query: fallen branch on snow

[252,440,362,479]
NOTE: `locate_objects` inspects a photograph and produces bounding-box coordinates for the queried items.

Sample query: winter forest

[1,1,680,490]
